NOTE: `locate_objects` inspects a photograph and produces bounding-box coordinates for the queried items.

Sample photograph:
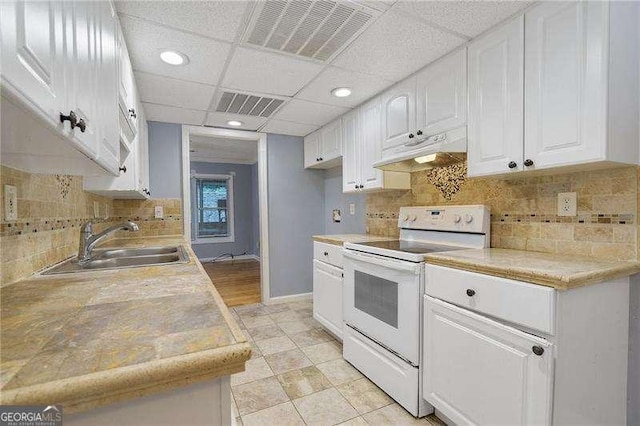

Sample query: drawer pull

[466,289,476,297]
[532,346,544,356]
[323,251,328,256]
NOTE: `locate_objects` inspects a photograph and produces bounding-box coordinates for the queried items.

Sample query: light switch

[155,205,164,219]
[349,203,355,215]
[4,185,17,221]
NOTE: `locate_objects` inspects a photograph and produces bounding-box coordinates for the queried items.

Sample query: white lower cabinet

[424,296,553,425]
[423,264,631,425]
[312,242,344,340]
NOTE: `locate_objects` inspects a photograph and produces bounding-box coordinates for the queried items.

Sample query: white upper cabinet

[342,109,360,193]
[381,78,416,152]
[304,119,342,169]
[416,48,467,138]
[0,0,65,123]
[342,96,410,193]
[117,25,138,145]
[468,16,524,177]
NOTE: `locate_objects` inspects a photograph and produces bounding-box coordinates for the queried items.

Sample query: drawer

[313,241,343,268]
[425,265,555,335]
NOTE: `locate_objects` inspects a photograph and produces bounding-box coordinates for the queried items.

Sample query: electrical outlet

[349,203,355,215]
[93,201,100,218]
[4,185,17,221]
[154,205,163,219]
[557,192,577,217]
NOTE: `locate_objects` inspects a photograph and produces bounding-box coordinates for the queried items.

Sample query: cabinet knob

[323,251,328,256]
[319,157,323,161]
[354,184,358,189]
[129,108,137,119]
[532,346,544,356]
[316,158,320,161]
[408,133,415,139]
[508,161,517,169]
[60,110,78,128]
[76,118,87,133]
[359,184,364,189]
[466,289,476,297]
[119,165,127,173]
[524,159,534,167]
[416,130,423,136]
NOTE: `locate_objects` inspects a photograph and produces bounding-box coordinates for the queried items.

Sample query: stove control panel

[397,205,490,234]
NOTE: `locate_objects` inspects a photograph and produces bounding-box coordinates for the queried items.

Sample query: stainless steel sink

[42,246,189,275]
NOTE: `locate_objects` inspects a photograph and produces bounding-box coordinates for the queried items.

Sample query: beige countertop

[0,236,251,413]
[312,234,391,246]
[424,248,640,290]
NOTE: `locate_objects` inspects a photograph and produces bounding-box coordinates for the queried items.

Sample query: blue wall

[267,134,325,298]
[148,122,182,198]
[251,163,260,256]
[323,166,367,235]
[190,161,259,260]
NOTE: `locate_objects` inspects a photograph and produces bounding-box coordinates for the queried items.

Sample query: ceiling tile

[116,1,250,42]
[134,72,215,110]
[296,66,393,107]
[272,99,349,126]
[143,103,206,126]
[331,10,466,81]
[205,112,268,131]
[222,47,324,97]
[393,1,533,38]
[260,120,320,137]
[120,15,231,85]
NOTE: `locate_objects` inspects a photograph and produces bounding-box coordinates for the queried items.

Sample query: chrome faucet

[78,221,139,264]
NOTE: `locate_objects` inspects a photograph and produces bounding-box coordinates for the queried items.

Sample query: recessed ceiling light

[227,120,243,127]
[160,50,189,66]
[331,87,352,98]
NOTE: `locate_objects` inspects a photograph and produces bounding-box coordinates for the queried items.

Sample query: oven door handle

[343,249,422,274]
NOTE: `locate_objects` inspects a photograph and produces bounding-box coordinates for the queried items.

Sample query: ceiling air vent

[215,91,285,118]
[244,0,379,62]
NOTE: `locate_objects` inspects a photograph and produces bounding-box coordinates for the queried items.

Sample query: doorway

[181,126,270,305]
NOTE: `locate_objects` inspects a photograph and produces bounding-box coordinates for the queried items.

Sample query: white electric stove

[342,205,490,417]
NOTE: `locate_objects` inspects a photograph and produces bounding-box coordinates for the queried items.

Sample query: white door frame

[181,126,271,304]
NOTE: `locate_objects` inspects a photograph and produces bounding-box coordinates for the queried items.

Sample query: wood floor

[203,259,261,307]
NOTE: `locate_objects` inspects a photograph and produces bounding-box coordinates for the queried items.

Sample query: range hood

[373,126,467,173]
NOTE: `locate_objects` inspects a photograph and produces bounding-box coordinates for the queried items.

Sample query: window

[193,174,234,242]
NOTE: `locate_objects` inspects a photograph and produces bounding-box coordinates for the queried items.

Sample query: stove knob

[453,214,461,223]
[410,215,417,222]
[403,215,410,221]
[464,214,473,223]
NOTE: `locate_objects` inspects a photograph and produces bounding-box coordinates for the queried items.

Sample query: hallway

[204,259,261,307]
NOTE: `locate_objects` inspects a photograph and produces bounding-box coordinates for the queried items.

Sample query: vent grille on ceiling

[215,91,285,118]
[244,0,377,62]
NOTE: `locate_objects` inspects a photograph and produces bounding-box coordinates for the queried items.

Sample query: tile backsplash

[367,163,638,262]
[1,165,182,285]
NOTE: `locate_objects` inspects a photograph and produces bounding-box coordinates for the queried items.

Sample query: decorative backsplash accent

[426,162,467,200]
[367,163,639,262]
[1,165,183,286]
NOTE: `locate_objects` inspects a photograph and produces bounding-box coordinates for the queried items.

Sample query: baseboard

[198,254,260,263]
[265,292,312,305]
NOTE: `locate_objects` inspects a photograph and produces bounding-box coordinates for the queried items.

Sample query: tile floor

[229,301,445,426]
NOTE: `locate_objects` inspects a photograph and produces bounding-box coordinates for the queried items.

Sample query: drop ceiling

[117,0,532,137]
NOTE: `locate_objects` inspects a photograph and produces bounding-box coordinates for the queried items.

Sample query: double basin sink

[43,245,189,275]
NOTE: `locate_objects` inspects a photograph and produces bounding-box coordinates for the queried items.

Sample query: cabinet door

[524,1,607,170]
[320,118,342,161]
[342,109,360,193]
[359,96,384,191]
[94,0,119,174]
[63,0,99,156]
[117,27,138,142]
[416,48,467,138]
[313,260,343,339]
[468,16,524,177]
[0,0,65,123]
[381,78,416,152]
[423,296,553,426]
[304,130,320,168]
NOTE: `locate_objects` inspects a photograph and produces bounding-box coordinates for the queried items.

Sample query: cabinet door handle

[416,130,423,136]
[408,133,415,139]
[76,118,87,133]
[119,166,127,173]
[508,161,517,169]
[359,184,364,189]
[354,184,358,190]
[129,108,137,119]
[532,346,544,356]
[524,159,534,167]
[60,111,78,128]
[319,157,323,161]
[323,251,328,256]
[466,289,476,297]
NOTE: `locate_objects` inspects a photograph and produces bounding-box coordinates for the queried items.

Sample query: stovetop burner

[355,240,465,255]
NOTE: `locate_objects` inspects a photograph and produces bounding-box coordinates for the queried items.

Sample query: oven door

[343,249,423,365]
